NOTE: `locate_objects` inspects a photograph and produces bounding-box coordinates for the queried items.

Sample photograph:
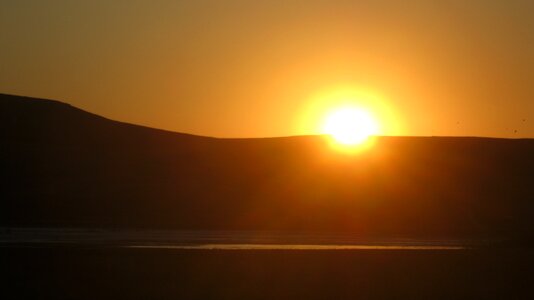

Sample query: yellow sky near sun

[296,86,405,137]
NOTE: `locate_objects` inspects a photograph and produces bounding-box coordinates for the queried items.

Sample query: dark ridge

[1,93,534,241]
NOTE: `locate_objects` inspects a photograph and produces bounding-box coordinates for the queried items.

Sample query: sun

[295,86,404,153]
[322,107,379,146]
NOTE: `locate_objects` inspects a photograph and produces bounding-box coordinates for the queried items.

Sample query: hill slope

[1,93,534,239]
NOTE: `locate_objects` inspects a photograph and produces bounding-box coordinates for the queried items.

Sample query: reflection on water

[126,244,465,250]
[1,228,473,250]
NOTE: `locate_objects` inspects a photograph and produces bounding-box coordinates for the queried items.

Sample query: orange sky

[1,1,533,138]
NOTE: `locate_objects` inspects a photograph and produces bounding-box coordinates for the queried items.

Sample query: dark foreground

[3,246,534,299]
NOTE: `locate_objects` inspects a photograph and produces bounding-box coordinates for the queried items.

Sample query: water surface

[0,228,473,250]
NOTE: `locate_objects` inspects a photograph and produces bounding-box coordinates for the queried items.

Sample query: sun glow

[296,86,404,153]
[322,107,379,146]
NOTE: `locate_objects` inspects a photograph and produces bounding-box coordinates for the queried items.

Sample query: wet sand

[3,246,533,299]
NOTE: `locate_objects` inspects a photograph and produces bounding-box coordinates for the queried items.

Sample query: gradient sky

[1,0,533,138]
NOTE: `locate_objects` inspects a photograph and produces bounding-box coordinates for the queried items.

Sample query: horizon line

[2,92,532,141]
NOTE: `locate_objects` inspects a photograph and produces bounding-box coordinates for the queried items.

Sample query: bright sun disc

[322,107,379,146]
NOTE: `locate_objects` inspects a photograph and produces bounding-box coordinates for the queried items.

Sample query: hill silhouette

[1,93,534,240]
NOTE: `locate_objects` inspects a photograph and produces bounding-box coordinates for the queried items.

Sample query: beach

[4,245,533,299]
